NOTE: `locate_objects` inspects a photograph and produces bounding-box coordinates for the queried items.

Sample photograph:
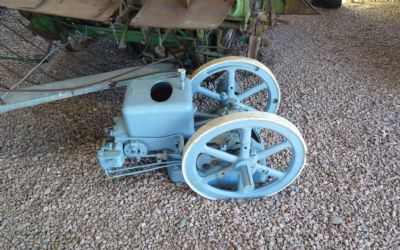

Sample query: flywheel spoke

[237,82,268,101]
[227,68,236,97]
[255,164,285,179]
[196,86,222,101]
[256,140,292,161]
[202,146,239,163]
[240,127,253,158]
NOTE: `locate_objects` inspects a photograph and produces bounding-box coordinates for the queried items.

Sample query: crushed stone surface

[1,2,399,249]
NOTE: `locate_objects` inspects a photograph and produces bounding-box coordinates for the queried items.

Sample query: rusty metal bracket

[247,35,261,59]
[130,0,234,29]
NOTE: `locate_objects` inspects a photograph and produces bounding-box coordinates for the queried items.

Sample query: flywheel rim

[182,112,307,200]
[190,56,281,114]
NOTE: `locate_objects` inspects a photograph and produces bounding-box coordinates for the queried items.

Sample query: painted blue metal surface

[97,139,126,174]
[122,76,194,138]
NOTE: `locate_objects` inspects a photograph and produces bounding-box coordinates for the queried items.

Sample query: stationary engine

[96,57,307,199]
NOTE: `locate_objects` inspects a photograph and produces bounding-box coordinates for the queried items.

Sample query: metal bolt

[221,92,228,100]
[178,69,186,90]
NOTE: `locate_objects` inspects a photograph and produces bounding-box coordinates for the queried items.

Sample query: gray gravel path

[1,2,399,249]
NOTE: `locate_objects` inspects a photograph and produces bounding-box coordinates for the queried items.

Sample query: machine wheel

[190,56,281,114]
[182,112,307,200]
[311,0,342,9]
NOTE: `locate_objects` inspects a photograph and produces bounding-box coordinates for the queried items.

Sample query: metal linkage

[106,161,182,179]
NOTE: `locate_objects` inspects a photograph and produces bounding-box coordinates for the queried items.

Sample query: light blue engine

[95,57,307,200]
[0,56,307,199]
[98,74,194,180]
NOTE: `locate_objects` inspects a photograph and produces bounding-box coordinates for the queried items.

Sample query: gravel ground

[1,2,399,249]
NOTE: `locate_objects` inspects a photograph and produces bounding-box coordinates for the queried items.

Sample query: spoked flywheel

[190,56,281,114]
[182,112,307,200]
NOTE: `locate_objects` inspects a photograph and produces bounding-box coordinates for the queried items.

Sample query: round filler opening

[150,81,173,102]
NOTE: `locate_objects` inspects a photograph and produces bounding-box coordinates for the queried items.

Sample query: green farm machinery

[0,0,318,66]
